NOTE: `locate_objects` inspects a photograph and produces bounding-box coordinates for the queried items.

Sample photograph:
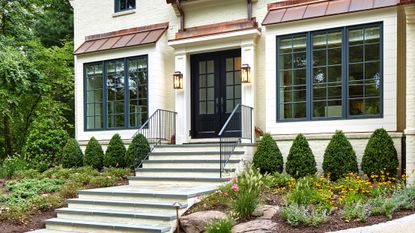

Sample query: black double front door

[191,49,242,138]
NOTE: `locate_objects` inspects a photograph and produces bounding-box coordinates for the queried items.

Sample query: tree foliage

[253,134,284,174]
[323,131,359,181]
[286,134,317,179]
[61,138,83,168]
[361,128,399,178]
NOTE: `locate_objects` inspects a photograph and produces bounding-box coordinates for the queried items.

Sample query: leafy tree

[286,134,317,179]
[323,131,358,181]
[61,138,83,168]
[84,137,104,170]
[126,134,150,169]
[104,134,127,168]
[362,128,399,178]
[253,134,283,174]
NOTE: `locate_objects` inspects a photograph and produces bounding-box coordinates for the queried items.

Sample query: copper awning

[262,0,408,26]
[75,23,169,55]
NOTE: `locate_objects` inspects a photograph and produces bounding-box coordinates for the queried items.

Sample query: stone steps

[31,142,249,233]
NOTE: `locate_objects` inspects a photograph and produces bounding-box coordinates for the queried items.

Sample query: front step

[67,199,188,214]
[45,218,170,233]
[56,208,175,226]
[148,151,244,160]
[135,168,236,178]
[142,159,241,169]
[128,176,229,186]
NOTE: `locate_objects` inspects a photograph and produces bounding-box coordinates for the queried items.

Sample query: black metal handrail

[218,104,253,178]
[134,109,177,167]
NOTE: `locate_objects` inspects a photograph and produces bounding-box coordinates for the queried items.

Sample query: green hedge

[286,134,317,179]
[253,134,283,174]
[126,134,150,169]
[83,137,104,170]
[361,128,399,178]
[61,139,83,168]
[104,134,127,168]
[323,131,358,181]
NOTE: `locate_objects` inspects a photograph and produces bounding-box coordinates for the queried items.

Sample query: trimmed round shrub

[61,139,83,168]
[323,131,358,181]
[83,137,104,170]
[104,134,127,168]
[253,133,283,174]
[126,134,150,169]
[286,134,317,179]
[361,128,399,178]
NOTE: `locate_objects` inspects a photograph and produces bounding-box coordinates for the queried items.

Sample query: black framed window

[84,55,148,130]
[115,0,136,13]
[276,23,382,122]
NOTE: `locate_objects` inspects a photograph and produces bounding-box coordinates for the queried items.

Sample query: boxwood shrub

[104,134,127,168]
[61,139,83,168]
[323,131,358,181]
[126,134,150,169]
[83,137,104,170]
[286,134,317,179]
[253,133,283,174]
[361,128,399,178]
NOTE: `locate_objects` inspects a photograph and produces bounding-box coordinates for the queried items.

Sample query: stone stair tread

[78,184,217,197]
[136,168,236,172]
[56,208,176,220]
[143,159,241,163]
[128,176,230,182]
[150,151,244,155]
[67,198,189,209]
[45,218,171,233]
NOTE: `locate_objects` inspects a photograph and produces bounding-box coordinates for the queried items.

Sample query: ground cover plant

[0,166,131,224]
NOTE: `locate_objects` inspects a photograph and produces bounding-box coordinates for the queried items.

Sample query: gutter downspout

[247,0,252,20]
[176,0,185,32]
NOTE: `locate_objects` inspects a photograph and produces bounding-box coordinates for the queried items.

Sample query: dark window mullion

[124,58,129,128]
[103,61,108,129]
[343,26,348,119]
[306,32,312,120]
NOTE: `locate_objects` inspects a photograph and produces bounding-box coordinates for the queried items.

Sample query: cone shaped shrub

[253,134,283,174]
[104,134,127,168]
[361,128,399,178]
[61,138,83,168]
[126,134,150,169]
[286,134,317,179]
[84,137,104,170]
[323,131,358,181]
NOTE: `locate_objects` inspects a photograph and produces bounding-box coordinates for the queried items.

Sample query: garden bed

[184,169,415,233]
[0,166,131,233]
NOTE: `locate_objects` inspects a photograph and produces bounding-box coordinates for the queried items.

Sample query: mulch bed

[1,210,57,233]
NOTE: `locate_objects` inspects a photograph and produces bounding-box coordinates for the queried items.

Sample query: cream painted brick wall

[273,133,403,174]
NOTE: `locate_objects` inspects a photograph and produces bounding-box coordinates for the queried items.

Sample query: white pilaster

[241,42,256,143]
[404,4,415,184]
[174,51,191,144]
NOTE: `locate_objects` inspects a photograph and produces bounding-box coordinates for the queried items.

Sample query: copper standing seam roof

[262,0,410,26]
[172,18,260,41]
[74,22,169,55]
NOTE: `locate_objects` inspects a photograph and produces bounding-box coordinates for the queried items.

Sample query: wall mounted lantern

[173,71,184,89]
[241,64,251,83]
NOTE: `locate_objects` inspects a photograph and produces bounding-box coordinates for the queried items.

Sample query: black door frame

[190,49,241,139]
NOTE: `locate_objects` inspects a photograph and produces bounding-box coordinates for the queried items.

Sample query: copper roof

[74,23,169,55]
[262,0,409,26]
[172,18,259,41]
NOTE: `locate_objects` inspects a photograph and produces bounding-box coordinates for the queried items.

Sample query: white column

[405,5,415,184]
[241,41,256,143]
[174,51,191,144]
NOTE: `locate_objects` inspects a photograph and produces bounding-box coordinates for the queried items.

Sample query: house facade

[71,0,415,182]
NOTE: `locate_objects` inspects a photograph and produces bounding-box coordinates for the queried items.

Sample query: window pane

[85,63,103,129]
[365,27,380,43]
[349,45,363,63]
[349,99,364,115]
[128,57,148,128]
[280,54,292,70]
[349,29,363,46]
[313,50,326,67]
[365,98,380,115]
[279,38,292,54]
[365,44,380,61]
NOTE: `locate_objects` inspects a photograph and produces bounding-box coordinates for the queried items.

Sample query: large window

[277,23,382,121]
[115,0,136,13]
[85,56,148,130]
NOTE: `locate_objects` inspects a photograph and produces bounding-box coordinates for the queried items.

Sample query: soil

[1,210,57,233]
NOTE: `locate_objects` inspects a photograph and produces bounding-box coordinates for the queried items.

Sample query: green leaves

[253,134,284,174]
[104,134,127,168]
[125,134,150,169]
[323,130,358,181]
[286,134,317,179]
[61,138,83,168]
[84,137,104,170]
